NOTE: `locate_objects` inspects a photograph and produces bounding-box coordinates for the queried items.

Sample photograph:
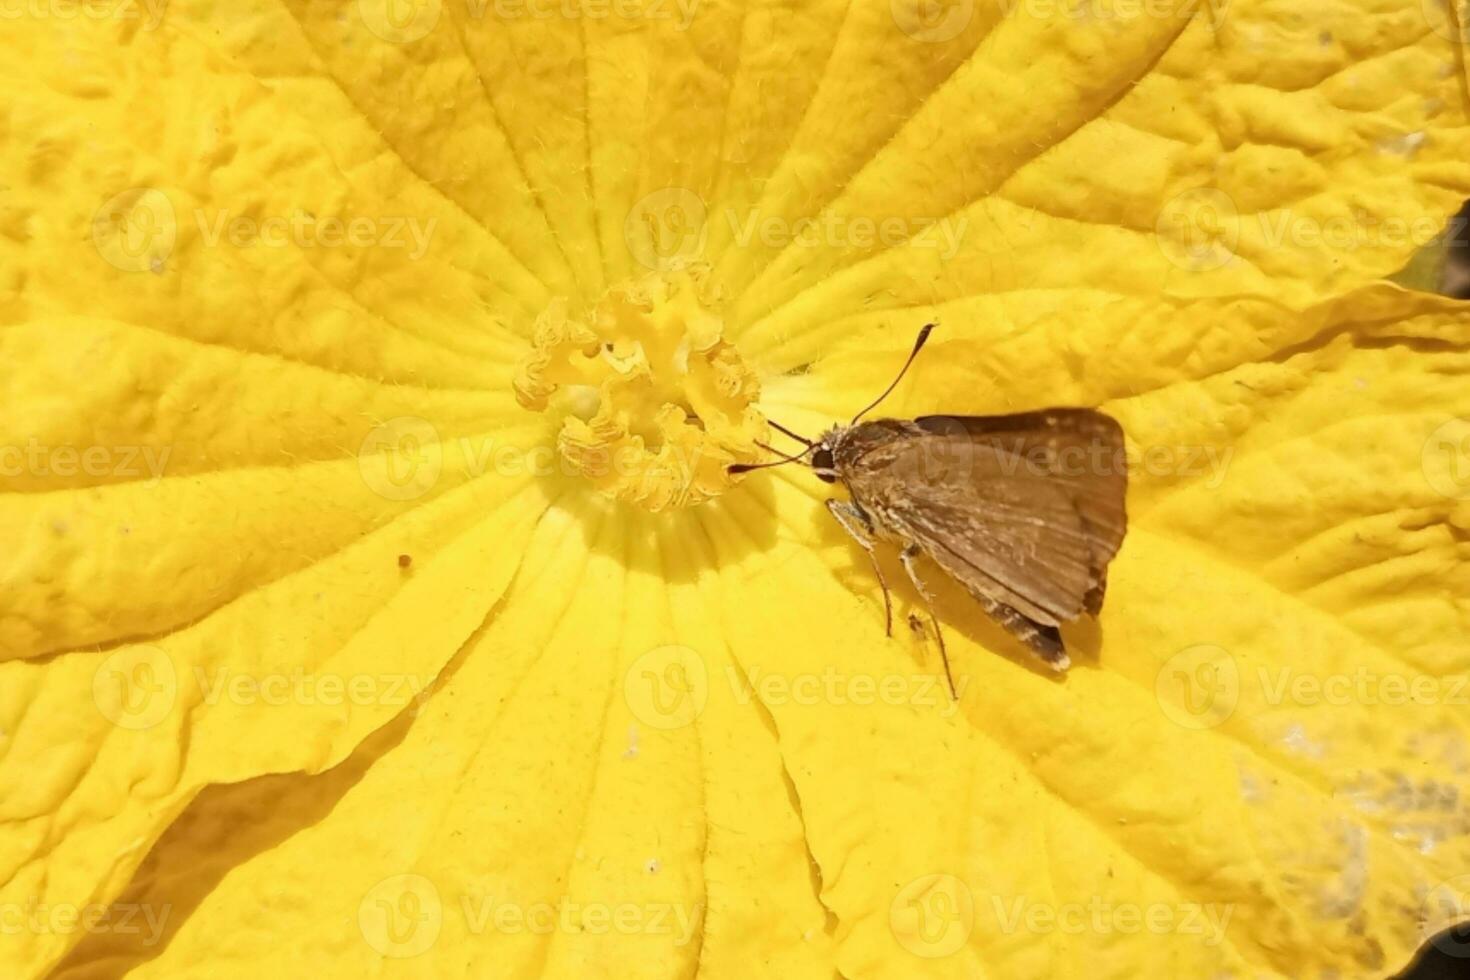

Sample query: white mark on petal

[1377,131,1427,158]
[1239,767,1266,804]
[1282,723,1325,760]
[1316,823,1367,919]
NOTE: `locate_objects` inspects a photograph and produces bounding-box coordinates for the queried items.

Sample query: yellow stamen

[513,268,766,511]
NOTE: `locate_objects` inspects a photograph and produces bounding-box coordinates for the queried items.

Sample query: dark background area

[1399,925,1470,978]
[1391,202,1470,977]
[1444,201,1470,300]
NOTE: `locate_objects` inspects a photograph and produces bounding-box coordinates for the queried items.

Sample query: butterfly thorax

[817,420,922,510]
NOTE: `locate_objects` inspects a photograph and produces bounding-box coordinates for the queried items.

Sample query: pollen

[513,268,767,511]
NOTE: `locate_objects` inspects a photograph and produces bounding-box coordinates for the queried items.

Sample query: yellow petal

[56,505,834,978]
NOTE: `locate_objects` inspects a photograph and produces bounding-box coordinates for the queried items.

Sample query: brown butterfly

[732,325,1128,696]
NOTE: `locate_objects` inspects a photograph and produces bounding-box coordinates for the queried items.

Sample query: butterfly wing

[841,410,1128,630]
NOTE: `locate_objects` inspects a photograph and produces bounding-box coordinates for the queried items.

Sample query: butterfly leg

[825,499,893,635]
[899,544,957,700]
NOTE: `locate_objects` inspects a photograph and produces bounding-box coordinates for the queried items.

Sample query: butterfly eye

[811,447,834,471]
[815,471,837,484]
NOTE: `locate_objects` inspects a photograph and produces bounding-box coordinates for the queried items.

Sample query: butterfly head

[811,429,842,483]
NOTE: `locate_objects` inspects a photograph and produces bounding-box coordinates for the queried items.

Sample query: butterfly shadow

[818,511,1107,683]
[565,477,782,585]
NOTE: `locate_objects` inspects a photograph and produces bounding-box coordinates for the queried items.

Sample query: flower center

[513,268,766,511]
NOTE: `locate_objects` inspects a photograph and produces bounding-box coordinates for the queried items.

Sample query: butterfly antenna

[767,420,815,447]
[728,442,812,475]
[851,323,936,425]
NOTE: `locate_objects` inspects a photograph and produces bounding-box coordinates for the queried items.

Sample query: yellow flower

[3,2,1470,978]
